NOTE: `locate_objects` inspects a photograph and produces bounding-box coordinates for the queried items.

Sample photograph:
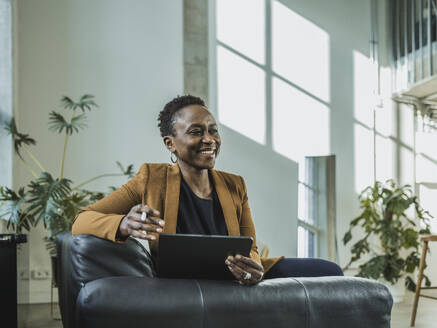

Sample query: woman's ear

[163,136,174,152]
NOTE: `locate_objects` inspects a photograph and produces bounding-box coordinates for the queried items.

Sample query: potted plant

[0,95,134,284]
[343,180,433,298]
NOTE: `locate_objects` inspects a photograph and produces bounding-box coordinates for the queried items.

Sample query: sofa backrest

[56,233,155,328]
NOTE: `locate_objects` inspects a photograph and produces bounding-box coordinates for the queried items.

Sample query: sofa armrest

[71,234,155,285]
[75,275,392,328]
[77,277,206,328]
[295,276,393,328]
[57,233,155,328]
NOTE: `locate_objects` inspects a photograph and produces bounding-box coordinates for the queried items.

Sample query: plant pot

[380,278,405,303]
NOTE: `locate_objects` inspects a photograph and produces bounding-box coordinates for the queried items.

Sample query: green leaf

[61,94,98,112]
[61,96,75,110]
[26,172,72,226]
[402,228,419,249]
[405,276,416,292]
[423,274,432,287]
[349,235,370,263]
[4,118,36,159]
[404,251,420,273]
[346,179,434,287]
[48,111,87,135]
[357,255,388,280]
[0,186,34,232]
[78,189,106,203]
[343,230,352,245]
[76,94,98,112]
[116,161,135,179]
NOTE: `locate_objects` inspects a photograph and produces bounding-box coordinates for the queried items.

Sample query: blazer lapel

[210,169,240,236]
[163,164,180,234]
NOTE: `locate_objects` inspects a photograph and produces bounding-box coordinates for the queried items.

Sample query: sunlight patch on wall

[399,103,415,148]
[217,45,266,144]
[375,105,393,138]
[272,0,330,103]
[416,156,437,183]
[379,66,393,124]
[375,68,393,137]
[216,0,265,64]
[353,50,375,128]
[272,77,330,164]
[354,124,374,193]
[375,135,394,182]
[416,132,437,183]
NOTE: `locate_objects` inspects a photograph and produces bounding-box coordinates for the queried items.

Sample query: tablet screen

[157,234,252,280]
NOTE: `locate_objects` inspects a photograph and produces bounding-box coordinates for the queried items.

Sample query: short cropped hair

[157,95,206,137]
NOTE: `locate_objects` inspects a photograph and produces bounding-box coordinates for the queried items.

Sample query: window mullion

[265,0,273,147]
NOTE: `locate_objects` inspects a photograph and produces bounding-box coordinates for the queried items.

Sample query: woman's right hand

[118,204,165,241]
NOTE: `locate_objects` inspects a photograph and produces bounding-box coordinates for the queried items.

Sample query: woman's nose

[201,133,214,144]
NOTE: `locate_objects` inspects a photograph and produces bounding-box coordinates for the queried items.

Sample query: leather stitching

[292,278,309,328]
[194,280,205,328]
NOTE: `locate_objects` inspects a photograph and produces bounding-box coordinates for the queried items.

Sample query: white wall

[283,0,374,266]
[215,125,298,259]
[209,0,374,265]
[14,0,183,303]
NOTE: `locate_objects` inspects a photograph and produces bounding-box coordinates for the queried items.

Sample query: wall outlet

[31,269,50,280]
[20,270,29,280]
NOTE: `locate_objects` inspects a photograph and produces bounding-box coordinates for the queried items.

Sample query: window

[297,158,318,258]
[0,0,13,190]
[210,0,332,258]
[298,156,336,259]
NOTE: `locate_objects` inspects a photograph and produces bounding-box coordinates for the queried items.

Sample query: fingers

[225,258,246,280]
[134,204,161,218]
[126,220,163,233]
[128,227,157,241]
[125,204,165,241]
[234,254,264,271]
[226,255,264,284]
[129,205,165,227]
[129,211,165,227]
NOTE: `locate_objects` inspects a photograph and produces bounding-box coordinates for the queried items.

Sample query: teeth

[200,150,215,154]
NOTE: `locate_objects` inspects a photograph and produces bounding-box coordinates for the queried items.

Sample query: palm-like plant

[0,95,134,255]
[343,180,433,291]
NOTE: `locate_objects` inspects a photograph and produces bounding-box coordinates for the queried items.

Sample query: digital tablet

[157,233,253,280]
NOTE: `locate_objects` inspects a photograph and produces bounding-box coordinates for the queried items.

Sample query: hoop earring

[170,152,178,164]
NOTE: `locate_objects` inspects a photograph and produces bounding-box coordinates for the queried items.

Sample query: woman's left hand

[225,254,264,285]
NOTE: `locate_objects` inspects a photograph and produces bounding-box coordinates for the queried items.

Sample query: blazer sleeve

[238,176,261,266]
[72,163,148,242]
[237,175,284,274]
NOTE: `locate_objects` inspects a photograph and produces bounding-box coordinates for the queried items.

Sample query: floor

[17,293,436,328]
[391,291,437,328]
[18,303,62,328]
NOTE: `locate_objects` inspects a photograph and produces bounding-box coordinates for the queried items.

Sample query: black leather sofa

[56,232,393,328]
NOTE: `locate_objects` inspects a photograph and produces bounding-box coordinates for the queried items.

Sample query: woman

[72,95,342,285]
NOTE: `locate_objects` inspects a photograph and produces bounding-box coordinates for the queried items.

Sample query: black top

[176,175,228,235]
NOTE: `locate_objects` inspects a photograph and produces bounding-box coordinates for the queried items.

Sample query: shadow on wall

[215,124,299,258]
[212,0,377,263]
[212,0,437,266]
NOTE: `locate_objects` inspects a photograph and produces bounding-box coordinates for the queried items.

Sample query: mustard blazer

[72,163,283,273]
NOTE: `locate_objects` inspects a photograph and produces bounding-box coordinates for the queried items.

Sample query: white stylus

[141,212,147,222]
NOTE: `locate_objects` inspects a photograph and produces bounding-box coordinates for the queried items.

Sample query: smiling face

[164,105,221,170]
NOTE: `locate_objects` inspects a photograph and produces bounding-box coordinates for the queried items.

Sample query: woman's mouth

[198,149,216,157]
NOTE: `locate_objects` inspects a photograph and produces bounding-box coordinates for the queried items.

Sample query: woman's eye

[190,130,202,135]
[210,129,218,134]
